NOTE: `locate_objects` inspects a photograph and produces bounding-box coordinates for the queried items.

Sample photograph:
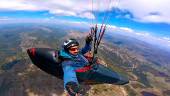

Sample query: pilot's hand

[75,93,82,96]
[86,35,93,44]
[66,82,82,96]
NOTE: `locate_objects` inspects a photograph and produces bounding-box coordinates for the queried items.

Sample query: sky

[0,0,170,48]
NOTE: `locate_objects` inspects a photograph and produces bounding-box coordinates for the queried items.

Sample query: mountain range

[0,23,170,96]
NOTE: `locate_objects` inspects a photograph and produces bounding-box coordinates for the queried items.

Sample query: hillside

[0,23,170,96]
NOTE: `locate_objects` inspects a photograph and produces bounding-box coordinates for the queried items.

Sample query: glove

[66,82,82,96]
[86,35,93,44]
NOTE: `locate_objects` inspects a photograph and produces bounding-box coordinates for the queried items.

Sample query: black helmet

[63,38,79,51]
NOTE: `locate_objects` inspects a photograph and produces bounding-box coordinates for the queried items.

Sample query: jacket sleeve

[80,42,92,54]
[62,60,78,89]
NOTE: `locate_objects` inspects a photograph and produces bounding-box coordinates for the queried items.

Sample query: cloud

[0,0,116,20]
[0,0,170,24]
[117,0,170,23]
[0,0,42,11]
[0,17,10,20]
[119,27,134,33]
[163,37,170,40]
[78,12,95,19]
[107,25,170,48]
[49,9,77,17]
[107,25,134,34]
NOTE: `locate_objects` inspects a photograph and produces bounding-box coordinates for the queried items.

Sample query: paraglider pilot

[59,35,93,96]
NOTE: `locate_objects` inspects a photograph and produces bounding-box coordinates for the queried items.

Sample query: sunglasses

[69,47,79,51]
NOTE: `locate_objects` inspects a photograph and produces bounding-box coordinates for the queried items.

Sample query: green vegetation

[133,69,152,87]
[124,85,138,96]
[0,29,21,70]
[0,23,170,96]
[0,79,13,96]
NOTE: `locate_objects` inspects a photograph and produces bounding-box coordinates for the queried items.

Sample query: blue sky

[1,10,170,37]
[0,0,170,48]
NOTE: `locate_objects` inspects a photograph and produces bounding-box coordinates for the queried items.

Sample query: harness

[58,50,92,72]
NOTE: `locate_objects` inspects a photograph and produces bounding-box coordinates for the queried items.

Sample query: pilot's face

[69,46,79,55]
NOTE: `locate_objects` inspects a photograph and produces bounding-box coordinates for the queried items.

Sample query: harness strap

[75,65,92,72]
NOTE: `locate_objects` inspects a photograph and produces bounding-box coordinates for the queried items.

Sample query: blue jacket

[59,43,91,88]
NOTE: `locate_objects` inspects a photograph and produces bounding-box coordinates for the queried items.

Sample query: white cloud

[0,0,42,11]
[0,0,115,20]
[67,21,90,26]
[118,0,170,23]
[107,25,117,30]
[49,9,77,17]
[107,25,170,48]
[163,37,170,41]
[0,16,12,21]
[119,27,134,33]
[78,12,95,19]
[0,0,170,23]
